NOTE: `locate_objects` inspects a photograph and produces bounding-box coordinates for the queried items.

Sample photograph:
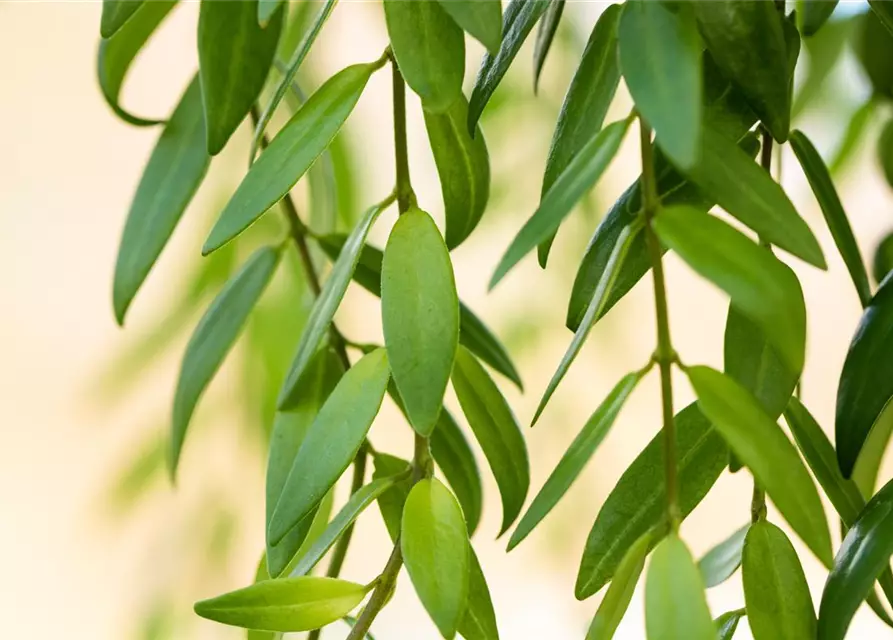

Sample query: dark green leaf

[874,230,893,285]
[382,207,459,436]
[698,524,749,589]
[204,62,381,254]
[687,366,832,565]
[490,117,631,288]
[715,609,745,640]
[269,349,390,544]
[424,96,491,250]
[510,373,641,551]
[101,0,145,38]
[113,76,210,323]
[802,0,840,36]
[97,0,175,126]
[585,531,650,640]
[645,533,716,640]
[373,454,412,542]
[879,117,893,190]
[655,206,807,374]
[790,129,871,307]
[437,0,503,55]
[171,245,281,477]
[384,0,465,113]
[198,0,283,155]
[532,0,564,92]
[459,548,500,640]
[431,411,485,536]
[402,478,470,639]
[870,0,893,35]
[468,0,550,131]
[575,403,729,599]
[194,577,369,632]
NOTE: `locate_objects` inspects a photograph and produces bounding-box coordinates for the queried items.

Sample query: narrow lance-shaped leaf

[382,207,459,436]
[437,0,503,55]
[790,129,872,307]
[698,524,749,589]
[532,0,564,92]
[113,76,210,324]
[402,478,470,640]
[101,0,145,38]
[585,531,650,640]
[204,60,383,254]
[269,349,390,545]
[459,548,500,640]
[687,365,833,565]
[431,410,485,536]
[198,0,283,155]
[509,372,642,551]
[171,245,281,477]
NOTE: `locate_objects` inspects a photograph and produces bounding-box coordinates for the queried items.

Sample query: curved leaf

[101,0,145,38]
[874,230,893,285]
[532,0,564,92]
[438,0,503,55]
[459,548,500,640]
[698,524,749,589]
[431,410,485,536]
[879,118,893,190]
[585,531,650,640]
[802,0,840,37]
[715,609,746,640]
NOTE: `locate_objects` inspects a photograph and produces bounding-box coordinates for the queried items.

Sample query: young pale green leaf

[459,548,500,640]
[452,346,529,536]
[532,225,639,424]
[715,609,746,640]
[269,349,389,545]
[683,127,826,268]
[204,62,381,254]
[277,200,389,409]
[402,478,470,640]
[194,577,368,632]
[431,410,484,536]
[585,532,650,640]
[113,77,210,324]
[468,0,550,131]
[384,0,465,113]
[836,273,893,478]
[743,520,817,639]
[790,129,871,307]
[510,373,641,551]
[532,0,564,92]
[171,245,280,477]
[802,0,840,37]
[694,0,790,142]
[382,208,459,436]
[490,117,631,289]
[819,477,893,640]
[645,533,716,640]
[687,366,833,566]
[314,234,522,389]
[97,0,175,126]
[197,0,283,155]
[698,524,749,589]
[576,403,729,599]
[619,0,702,169]
[437,0,503,55]
[373,454,413,542]
[101,0,145,38]
[537,4,621,266]
[874,231,893,285]
[654,206,807,374]
[424,96,491,250]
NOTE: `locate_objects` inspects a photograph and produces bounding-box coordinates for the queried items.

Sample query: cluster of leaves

[97,0,893,638]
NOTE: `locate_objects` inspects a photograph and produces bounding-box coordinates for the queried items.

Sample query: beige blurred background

[3,1,893,638]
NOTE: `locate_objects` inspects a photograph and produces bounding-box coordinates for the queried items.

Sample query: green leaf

[830,98,877,175]
[853,404,893,499]
[468,0,550,131]
[510,373,641,551]
[654,205,807,374]
[585,531,650,640]
[277,199,389,409]
[698,524,749,589]
[204,62,381,254]
[694,0,790,142]
[532,0,564,92]
[258,0,284,26]
[874,230,893,285]
[266,349,343,577]
[645,533,715,640]
[437,0,503,55]
[836,274,893,477]
[743,520,817,639]
[382,207,459,436]
[537,4,621,266]
[101,0,145,38]
[619,0,702,169]
[575,403,729,599]
[715,609,746,640]
[859,8,893,98]
[384,0,465,113]
[790,129,871,307]
[269,349,390,545]
[402,478,470,639]
[801,0,840,37]
[112,76,210,323]
[687,365,832,565]
[97,1,176,126]
[194,577,369,632]
[794,14,854,116]
[452,346,529,536]
[431,411,484,536]
[682,127,826,268]
[819,477,893,640]
[870,0,893,35]
[459,548,500,640]
[171,245,281,477]
[197,0,283,155]
[532,225,639,424]
[373,454,413,542]
[424,96,491,250]
[490,117,631,288]
[879,118,893,190]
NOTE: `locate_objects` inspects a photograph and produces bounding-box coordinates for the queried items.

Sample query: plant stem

[639,120,680,528]
[389,53,415,214]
